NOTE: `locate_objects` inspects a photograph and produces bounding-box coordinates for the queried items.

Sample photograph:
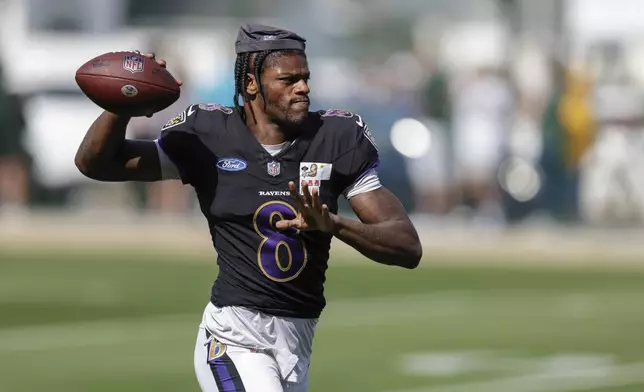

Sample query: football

[75,51,181,117]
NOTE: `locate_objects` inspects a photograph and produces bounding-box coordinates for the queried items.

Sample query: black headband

[235,24,306,54]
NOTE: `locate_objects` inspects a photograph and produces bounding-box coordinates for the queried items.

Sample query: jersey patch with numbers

[156,105,379,318]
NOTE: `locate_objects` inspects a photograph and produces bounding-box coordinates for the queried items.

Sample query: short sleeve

[155,104,207,185]
[333,115,380,193]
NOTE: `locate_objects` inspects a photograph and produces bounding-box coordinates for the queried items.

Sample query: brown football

[75,51,181,117]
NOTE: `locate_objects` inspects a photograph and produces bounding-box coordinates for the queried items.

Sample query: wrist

[104,111,131,124]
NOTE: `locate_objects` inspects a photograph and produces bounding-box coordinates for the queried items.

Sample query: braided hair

[233,49,303,122]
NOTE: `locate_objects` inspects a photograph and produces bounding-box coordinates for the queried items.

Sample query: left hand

[275,181,335,233]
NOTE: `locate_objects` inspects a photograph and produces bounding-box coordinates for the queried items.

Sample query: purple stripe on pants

[212,359,237,391]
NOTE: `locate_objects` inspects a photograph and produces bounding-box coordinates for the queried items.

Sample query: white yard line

[0,286,641,391]
[389,362,644,392]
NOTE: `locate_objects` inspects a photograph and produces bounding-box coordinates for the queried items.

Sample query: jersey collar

[233,111,318,165]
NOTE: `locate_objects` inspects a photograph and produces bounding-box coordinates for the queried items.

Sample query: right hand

[274,182,335,233]
[134,51,184,117]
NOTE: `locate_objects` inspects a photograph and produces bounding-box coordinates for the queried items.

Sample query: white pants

[194,302,317,392]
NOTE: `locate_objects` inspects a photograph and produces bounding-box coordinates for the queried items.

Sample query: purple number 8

[253,201,308,282]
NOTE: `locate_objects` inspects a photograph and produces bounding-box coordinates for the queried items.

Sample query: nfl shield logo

[123,55,145,74]
[267,161,280,177]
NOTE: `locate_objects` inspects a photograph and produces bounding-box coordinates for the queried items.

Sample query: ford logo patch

[216,158,248,172]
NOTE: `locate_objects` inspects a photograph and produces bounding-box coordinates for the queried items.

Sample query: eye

[280,75,311,85]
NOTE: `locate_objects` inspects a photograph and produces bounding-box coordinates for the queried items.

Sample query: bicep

[348,187,410,225]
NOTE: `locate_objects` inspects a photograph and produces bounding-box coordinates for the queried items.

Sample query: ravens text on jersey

[156,104,379,318]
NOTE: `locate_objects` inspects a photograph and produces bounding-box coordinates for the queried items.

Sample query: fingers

[288,181,298,194]
[286,182,329,233]
[275,219,296,230]
[321,204,334,233]
[302,183,314,209]
[311,187,321,212]
[321,204,331,223]
[133,50,182,87]
[134,50,155,59]
[288,181,323,213]
[288,181,306,211]
[276,216,308,231]
[133,50,167,68]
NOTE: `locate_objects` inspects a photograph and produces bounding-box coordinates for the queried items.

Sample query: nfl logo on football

[123,55,144,74]
[267,161,280,177]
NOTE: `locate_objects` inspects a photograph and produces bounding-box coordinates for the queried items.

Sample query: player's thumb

[275,219,295,230]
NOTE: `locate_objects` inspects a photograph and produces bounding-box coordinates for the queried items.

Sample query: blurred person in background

[495,44,551,224]
[74,24,421,392]
[578,43,644,225]
[541,61,595,224]
[415,67,454,215]
[451,66,513,222]
[0,63,29,213]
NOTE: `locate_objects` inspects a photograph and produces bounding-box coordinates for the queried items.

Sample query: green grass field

[1,248,644,392]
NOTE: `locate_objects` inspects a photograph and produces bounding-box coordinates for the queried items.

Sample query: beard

[270,101,309,128]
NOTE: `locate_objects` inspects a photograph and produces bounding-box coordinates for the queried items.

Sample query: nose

[294,79,310,96]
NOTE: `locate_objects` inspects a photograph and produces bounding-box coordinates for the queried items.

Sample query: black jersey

[157,104,379,318]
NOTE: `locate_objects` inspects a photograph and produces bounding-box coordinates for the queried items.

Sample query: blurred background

[1,0,644,227]
[2,0,644,391]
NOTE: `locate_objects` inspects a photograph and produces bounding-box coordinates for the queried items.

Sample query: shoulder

[317,108,361,127]
[194,103,235,116]
[160,103,236,134]
[316,108,378,151]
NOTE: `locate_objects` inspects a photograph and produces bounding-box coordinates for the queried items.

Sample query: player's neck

[244,108,294,145]
[246,121,290,145]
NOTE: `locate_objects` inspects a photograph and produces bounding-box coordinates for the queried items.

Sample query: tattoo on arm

[75,112,161,182]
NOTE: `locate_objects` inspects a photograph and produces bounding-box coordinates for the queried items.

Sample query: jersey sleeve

[334,115,381,197]
[155,104,208,185]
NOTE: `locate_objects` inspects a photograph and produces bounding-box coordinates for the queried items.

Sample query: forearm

[331,214,422,268]
[74,111,131,178]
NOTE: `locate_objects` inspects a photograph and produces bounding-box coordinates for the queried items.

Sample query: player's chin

[285,109,309,125]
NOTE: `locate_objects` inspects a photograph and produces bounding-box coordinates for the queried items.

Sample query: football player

[75,24,422,392]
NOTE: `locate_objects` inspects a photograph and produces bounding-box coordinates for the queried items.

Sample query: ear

[245,73,258,96]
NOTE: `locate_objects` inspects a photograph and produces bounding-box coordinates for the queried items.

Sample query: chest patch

[299,162,332,194]
[216,158,248,172]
